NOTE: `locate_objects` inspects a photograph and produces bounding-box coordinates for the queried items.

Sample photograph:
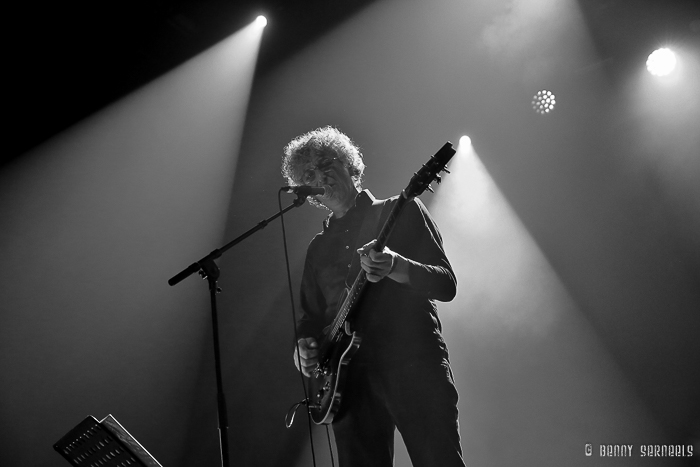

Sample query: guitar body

[308,331,362,425]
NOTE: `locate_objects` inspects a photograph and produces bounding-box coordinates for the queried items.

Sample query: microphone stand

[168,193,308,467]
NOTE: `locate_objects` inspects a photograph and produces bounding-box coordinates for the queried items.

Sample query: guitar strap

[344,197,392,290]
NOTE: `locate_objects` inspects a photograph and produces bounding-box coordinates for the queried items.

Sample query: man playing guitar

[283,126,466,467]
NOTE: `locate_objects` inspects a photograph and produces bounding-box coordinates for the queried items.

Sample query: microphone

[281,185,328,196]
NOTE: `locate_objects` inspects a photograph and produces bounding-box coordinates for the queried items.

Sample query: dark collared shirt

[298,190,457,368]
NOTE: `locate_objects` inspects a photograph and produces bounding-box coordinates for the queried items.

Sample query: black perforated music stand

[54,415,162,467]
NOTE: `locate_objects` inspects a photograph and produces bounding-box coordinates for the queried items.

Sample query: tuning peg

[426,184,435,193]
[442,166,451,174]
[434,174,442,184]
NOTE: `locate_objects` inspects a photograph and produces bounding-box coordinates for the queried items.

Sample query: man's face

[295,149,358,214]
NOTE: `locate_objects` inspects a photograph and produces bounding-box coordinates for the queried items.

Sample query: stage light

[459,135,472,147]
[532,89,556,114]
[256,15,267,28]
[646,48,676,76]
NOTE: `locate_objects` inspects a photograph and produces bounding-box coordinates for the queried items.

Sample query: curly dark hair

[282,126,365,190]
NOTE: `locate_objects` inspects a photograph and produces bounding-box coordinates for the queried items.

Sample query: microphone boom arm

[168,192,307,286]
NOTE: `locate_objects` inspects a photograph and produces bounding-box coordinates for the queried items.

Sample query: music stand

[54,415,162,467]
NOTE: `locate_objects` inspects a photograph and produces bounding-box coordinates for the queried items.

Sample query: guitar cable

[278,191,321,467]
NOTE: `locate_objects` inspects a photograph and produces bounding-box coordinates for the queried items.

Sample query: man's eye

[302,170,316,183]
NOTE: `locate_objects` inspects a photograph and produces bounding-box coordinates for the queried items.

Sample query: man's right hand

[294,337,319,377]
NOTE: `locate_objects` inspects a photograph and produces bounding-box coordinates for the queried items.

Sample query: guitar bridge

[313,362,334,378]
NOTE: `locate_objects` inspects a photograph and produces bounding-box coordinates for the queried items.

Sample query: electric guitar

[305,142,456,424]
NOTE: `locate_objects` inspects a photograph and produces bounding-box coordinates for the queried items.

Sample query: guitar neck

[326,193,411,342]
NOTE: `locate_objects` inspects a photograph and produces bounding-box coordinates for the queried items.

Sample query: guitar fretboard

[326,194,409,342]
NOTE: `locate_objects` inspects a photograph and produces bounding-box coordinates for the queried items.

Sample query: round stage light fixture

[255,15,268,27]
[646,48,676,76]
[532,90,556,115]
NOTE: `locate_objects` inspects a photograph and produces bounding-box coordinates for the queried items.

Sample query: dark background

[6,0,697,163]
[2,1,699,466]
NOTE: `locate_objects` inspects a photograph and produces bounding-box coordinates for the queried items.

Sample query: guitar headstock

[403,142,455,200]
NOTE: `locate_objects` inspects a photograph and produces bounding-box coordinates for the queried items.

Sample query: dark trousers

[332,359,466,467]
